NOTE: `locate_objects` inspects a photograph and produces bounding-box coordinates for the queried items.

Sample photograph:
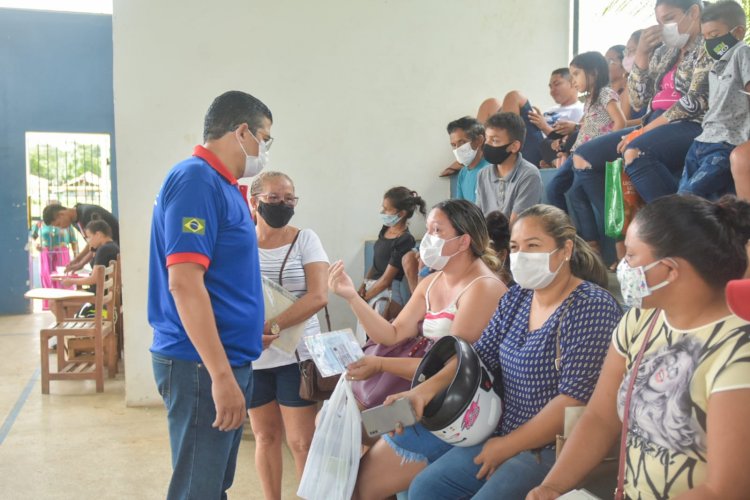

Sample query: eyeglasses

[262,136,274,151]
[257,193,298,207]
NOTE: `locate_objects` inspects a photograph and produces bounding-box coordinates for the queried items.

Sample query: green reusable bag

[604,159,626,239]
[604,158,643,240]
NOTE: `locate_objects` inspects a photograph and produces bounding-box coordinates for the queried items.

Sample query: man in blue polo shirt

[149,90,271,499]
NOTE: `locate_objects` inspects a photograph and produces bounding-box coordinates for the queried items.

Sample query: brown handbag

[277,230,340,402]
[297,305,338,401]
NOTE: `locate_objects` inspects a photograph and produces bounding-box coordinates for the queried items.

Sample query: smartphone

[361,398,418,438]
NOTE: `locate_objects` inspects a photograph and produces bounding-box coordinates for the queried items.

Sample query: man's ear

[510,140,523,154]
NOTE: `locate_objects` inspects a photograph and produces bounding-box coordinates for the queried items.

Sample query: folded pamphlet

[304,329,365,377]
[261,276,306,354]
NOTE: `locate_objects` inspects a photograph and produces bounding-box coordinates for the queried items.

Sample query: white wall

[114,0,571,406]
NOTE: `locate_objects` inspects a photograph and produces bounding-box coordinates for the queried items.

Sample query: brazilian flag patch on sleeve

[182,217,206,235]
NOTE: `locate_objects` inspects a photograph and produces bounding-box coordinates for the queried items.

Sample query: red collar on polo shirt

[193,145,237,185]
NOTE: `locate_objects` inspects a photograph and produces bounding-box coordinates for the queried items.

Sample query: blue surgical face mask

[381,212,402,227]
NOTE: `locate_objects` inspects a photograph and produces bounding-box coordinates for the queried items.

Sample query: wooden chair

[39,262,117,394]
[61,256,123,371]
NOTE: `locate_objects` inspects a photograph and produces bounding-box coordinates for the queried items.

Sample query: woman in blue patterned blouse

[384,204,623,499]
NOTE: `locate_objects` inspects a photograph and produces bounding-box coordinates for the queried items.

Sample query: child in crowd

[679,0,750,200]
[475,112,543,222]
[546,51,626,252]
[359,187,426,319]
[60,219,119,317]
[446,116,490,203]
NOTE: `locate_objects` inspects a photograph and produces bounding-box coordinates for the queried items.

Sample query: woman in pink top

[328,198,507,499]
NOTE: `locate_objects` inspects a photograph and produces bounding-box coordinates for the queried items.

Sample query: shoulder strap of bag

[615,309,661,500]
[555,294,577,372]
[278,229,301,287]
[280,229,333,333]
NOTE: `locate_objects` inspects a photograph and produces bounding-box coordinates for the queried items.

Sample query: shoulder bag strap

[278,229,301,287]
[615,309,661,500]
[279,229,333,332]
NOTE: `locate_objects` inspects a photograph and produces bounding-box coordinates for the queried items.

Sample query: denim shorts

[249,362,316,408]
[382,422,453,464]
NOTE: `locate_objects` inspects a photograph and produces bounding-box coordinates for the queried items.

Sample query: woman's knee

[477,97,502,123]
[501,90,527,112]
[250,416,284,447]
[286,434,312,455]
[623,147,641,166]
[572,153,592,170]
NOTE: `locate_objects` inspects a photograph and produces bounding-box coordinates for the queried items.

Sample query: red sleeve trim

[166,252,210,269]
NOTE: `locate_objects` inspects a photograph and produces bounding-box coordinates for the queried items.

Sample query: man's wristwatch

[270,321,281,335]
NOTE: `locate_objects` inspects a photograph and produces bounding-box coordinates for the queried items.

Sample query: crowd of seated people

[170,1,750,499]
[322,1,750,499]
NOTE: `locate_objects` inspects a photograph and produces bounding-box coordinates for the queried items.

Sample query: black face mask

[705,32,739,61]
[483,143,514,166]
[257,201,295,228]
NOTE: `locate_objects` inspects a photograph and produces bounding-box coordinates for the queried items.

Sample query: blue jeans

[249,362,316,408]
[152,353,254,500]
[383,422,453,463]
[544,156,574,212]
[624,120,703,202]
[520,101,543,167]
[678,140,736,199]
[408,445,556,500]
[567,181,603,242]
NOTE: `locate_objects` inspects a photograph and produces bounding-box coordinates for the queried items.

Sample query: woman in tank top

[328,199,507,499]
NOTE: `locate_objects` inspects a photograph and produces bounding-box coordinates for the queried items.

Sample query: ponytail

[385,186,427,220]
[570,235,608,289]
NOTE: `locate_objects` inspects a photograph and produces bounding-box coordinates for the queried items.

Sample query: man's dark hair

[203,91,273,141]
[485,112,527,145]
[551,67,571,80]
[701,0,746,27]
[42,204,66,225]
[86,219,112,238]
[446,116,485,142]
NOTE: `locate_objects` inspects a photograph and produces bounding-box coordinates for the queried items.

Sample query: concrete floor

[0,313,298,500]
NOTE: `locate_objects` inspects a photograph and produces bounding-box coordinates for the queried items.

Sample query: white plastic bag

[297,377,361,500]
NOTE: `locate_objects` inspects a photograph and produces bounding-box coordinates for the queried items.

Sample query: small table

[25,288,94,322]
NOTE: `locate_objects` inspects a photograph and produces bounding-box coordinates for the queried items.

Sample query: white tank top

[421,272,500,340]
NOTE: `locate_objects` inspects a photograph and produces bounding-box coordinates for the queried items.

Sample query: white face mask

[616,258,672,309]
[452,141,478,167]
[662,17,690,49]
[419,234,461,271]
[236,131,269,178]
[510,248,564,290]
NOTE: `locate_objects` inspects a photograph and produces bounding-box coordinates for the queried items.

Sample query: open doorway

[25,132,112,311]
